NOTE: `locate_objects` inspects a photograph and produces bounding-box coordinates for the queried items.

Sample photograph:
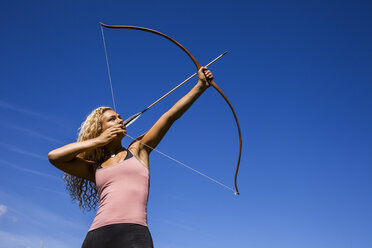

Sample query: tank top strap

[97,148,133,169]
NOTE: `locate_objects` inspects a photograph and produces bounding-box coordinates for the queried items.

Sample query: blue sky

[0,0,371,247]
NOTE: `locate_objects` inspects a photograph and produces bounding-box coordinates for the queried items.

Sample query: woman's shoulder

[127,132,147,155]
[128,142,144,160]
[127,137,150,168]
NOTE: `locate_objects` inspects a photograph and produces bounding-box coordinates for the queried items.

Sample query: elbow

[48,150,59,164]
[48,151,64,169]
[48,151,55,163]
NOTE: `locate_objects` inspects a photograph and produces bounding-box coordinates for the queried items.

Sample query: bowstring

[100,26,236,194]
[100,25,117,112]
[125,133,236,194]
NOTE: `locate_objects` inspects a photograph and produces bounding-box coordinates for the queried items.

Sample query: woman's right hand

[95,124,127,146]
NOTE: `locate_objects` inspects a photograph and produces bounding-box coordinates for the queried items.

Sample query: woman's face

[101,110,125,133]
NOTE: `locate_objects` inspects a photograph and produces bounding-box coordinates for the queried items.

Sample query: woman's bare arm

[48,139,100,182]
[48,139,101,163]
[48,124,125,181]
[135,67,213,155]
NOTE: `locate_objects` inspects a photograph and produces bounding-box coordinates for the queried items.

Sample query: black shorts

[82,223,153,248]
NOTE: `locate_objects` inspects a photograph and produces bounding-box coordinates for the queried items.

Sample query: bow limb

[208,80,242,195]
[99,23,202,68]
[100,22,241,195]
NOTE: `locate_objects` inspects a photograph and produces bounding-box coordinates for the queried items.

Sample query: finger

[112,129,124,134]
[111,124,124,130]
[199,66,209,74]
[108,125,120,131]
[114,128,126,134]
[205,70,213,77]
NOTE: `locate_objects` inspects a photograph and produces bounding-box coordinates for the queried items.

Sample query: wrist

[196,81,209,91]
[91,137,105,148]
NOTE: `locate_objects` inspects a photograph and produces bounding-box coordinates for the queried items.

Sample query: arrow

[122,51,228,127]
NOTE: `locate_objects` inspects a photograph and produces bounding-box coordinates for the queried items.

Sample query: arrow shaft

[123,52,227,127]
[146,52,227,110]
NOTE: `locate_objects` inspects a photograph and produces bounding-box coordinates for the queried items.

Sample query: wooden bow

[100,23,242,195]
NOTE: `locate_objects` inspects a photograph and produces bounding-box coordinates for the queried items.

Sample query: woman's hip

[82,223,153,248]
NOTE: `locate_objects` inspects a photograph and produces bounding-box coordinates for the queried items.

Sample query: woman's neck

[104,140,123,156]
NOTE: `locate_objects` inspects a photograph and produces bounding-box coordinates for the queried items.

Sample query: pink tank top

[88,150,149,231]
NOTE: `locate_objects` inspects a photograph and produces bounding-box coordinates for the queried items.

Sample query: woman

[48,67,214,248]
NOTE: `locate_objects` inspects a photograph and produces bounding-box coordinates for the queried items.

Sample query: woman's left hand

[197,67,213,88]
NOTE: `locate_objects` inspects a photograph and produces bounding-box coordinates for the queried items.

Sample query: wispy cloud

[0,159,60,180]
[4,204,49,228]
[154,218,199,232]
[0,142,46,160]
[0,230,81,248]
[152,217,215,239]
[151,218,216,239]
[0,190,88,247]
[26,204,87,232]
[0,204,8,216]
[29,185,68,197]
[0,122,64,144]
[0,100,56,123]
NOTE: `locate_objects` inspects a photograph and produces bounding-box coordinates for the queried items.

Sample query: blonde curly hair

[62,106,113,212]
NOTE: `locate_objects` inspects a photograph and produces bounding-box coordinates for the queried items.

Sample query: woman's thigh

[82,223,153,248]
